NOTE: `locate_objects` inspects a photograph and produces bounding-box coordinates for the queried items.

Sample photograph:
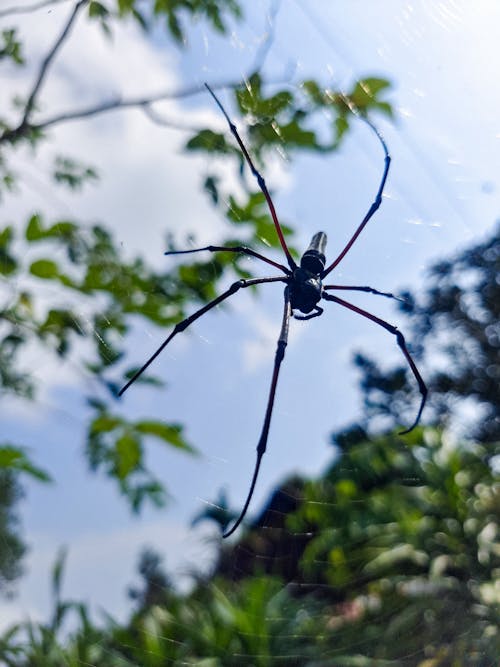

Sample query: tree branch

[20,0,88,127]
[0,77,253,144]
[0,0,70,19]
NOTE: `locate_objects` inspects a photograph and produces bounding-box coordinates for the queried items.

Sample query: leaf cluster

[89,0,241,43]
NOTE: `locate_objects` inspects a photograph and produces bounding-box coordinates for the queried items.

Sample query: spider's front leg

[165,245,290,274]
[322,115,391,277]
[118,276,286,396]
[223,286,292,538]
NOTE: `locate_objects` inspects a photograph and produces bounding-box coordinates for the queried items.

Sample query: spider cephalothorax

[119,83,427,538]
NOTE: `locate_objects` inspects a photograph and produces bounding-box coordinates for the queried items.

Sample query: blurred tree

[128,547,172,611]
[290,426,499,662]
[353,223,500,444]
[0,471,25,597]
[0,447,50,596]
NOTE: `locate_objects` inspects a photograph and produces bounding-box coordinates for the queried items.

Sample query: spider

[119,83,427,538]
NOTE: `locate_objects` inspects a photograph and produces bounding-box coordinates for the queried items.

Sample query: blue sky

[0,0,499,627]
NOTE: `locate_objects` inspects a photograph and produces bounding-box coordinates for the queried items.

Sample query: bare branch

[0,77,255,143]
[0,0,70,19]
[21,0,88,126]
[140,104,204,133]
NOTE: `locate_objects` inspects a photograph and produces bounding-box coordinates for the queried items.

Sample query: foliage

[88,0,242,43]
[0,426,498,664]
[289,426,499,662]
[353,223,500,444]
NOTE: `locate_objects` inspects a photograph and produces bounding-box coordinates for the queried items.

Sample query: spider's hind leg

[223,287,292,538]
[323,284,406,303]
[322,292,427,433]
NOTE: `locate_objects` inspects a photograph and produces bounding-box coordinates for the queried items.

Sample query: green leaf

[0,225,17,275]
[25,213,43,241]
[168,11,183,43]
[26,214,77,242]
[117,0,135,13]
[204,174,219,204]
[0,225,13,247]
[359,77,392,96]
[134,420,195,452]
[88,0,112,36]
[51,547,67,602]
[334,115,349,145]
[88,1,109,19]
[277,119,316,148]
[186,129,231,153]
[122,367,164,388]
[132,8,148,31]
[237,76,292,120]
[115,433,141,479]
[90,415,122,435]
[0,29,24,65]
[302,79,324,105]
[29,259,60,280]
[53,156,98,191]
[0,446,51,482]
[350,77,392,112]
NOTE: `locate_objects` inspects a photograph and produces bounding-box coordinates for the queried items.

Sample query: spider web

[0,0,498,663]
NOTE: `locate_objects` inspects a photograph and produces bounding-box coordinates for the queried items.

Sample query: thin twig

[140,103,205,133]
[0,0,70,19]
[21,0,88,126]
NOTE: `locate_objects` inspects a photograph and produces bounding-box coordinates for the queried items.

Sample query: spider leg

[322,293,427,433]
[293,305,324,321]
[223,287,292,538]
[322,116,391,277]
[323,284,405,304]
[205,83,297,271]
[165,245,290,274]
[119,276,287,396]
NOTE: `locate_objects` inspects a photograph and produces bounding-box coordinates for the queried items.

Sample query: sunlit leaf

[115,433,141,479]
[25,214,43,241]
[30,259,59,279]
[90,415,122,434]
[134,420,195,452]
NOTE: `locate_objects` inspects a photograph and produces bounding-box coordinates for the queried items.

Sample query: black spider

[119,83,427,538]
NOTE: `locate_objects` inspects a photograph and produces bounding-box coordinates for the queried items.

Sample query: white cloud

[2,3,227,262]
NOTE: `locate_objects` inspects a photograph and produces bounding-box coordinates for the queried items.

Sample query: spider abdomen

[290,267,323,313]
